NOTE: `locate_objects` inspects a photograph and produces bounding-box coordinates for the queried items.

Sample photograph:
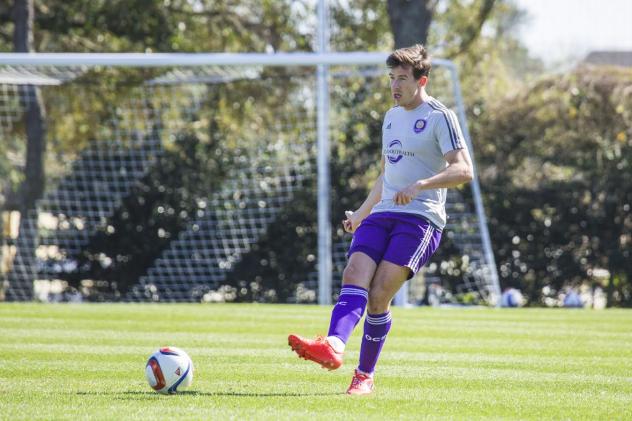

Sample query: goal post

[0,52,501,305]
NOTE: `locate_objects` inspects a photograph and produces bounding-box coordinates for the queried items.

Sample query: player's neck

[404,96,424,111]
[402,92,428,111]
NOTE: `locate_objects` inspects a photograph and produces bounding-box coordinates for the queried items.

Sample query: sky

[514,0,632,66]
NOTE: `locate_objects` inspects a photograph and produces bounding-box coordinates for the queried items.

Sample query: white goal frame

[0,50,501,305]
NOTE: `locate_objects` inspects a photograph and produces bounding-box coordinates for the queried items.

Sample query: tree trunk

[21,87,47,211]
[13,0,47,224]
[387,0,435,48]
[8,0,45,301]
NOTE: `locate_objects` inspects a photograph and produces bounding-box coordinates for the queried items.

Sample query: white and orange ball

[145,346,194,394]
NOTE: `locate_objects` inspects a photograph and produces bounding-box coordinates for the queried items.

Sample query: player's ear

[418,76,428,87]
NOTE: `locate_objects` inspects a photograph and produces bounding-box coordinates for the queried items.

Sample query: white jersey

[371,96,469,229]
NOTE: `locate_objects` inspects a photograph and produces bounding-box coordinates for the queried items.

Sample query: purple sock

[327,285,368,345]
[358,311,392,374]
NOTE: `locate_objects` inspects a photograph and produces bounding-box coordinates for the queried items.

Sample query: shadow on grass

[76,390,343,399]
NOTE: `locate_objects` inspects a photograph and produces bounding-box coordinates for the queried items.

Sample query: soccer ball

[145,346,194,394]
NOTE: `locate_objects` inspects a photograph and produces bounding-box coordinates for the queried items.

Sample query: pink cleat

[346,369,374,395]
[288,334,343,370]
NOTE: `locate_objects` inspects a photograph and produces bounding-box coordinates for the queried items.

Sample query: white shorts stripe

[408,226,434,271]
[410,227,432,265]
[411,227,434,270]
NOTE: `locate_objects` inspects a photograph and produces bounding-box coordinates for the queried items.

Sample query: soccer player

[288,44,473,395]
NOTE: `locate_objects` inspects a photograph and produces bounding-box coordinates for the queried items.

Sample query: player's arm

[393,149,473,205]
[343,157,385,233]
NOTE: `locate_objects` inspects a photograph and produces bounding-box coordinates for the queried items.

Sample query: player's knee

[367,287,390,314]
[342,263,369,287]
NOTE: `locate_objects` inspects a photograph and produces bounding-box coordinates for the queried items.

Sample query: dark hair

[386,44,431,79]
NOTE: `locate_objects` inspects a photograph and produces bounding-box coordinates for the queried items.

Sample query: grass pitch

[1,303,631,420]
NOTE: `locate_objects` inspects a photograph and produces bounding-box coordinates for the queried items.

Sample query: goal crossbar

[0,52,453,68]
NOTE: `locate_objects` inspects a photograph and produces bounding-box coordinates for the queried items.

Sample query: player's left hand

[394,182,421,205]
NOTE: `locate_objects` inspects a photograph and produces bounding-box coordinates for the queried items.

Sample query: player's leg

[346,260,408,395]
[325,251,375,350]
[289,214,389,370]
[288,252,376,370]
[327,215,393,352]
[360,260,410,365]
[348,215,442,394]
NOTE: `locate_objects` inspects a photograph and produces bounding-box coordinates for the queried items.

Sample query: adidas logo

[175,367,181,376]
[386,122,391,129]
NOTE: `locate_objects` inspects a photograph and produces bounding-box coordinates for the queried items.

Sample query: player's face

[389,65,427,110]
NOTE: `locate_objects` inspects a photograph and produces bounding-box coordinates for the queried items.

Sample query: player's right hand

[343,210,361,234]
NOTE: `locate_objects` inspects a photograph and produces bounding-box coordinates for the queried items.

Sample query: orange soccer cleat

[287,334,343,370]
[346,369,374,395]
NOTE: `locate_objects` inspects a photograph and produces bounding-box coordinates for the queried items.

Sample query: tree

[387,0,435,47]
[387,0,496,56]
[474,66,632,306]
[0,1,313,53]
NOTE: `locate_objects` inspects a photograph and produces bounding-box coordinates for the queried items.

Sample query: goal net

[0,56,500,305]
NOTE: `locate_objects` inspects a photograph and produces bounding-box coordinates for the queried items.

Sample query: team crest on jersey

[385,139,404,164]
[413,118,427,133]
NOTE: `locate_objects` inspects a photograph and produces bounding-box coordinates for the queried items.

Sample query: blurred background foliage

[0,0,630,305]
[475,67,632,305]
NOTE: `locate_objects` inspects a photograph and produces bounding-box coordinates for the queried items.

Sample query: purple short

[348,212,442,279]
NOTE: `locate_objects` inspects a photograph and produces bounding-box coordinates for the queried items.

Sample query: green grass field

[1,303,631,420]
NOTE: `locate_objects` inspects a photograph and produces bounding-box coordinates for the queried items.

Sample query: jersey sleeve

[434,108,467,155]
